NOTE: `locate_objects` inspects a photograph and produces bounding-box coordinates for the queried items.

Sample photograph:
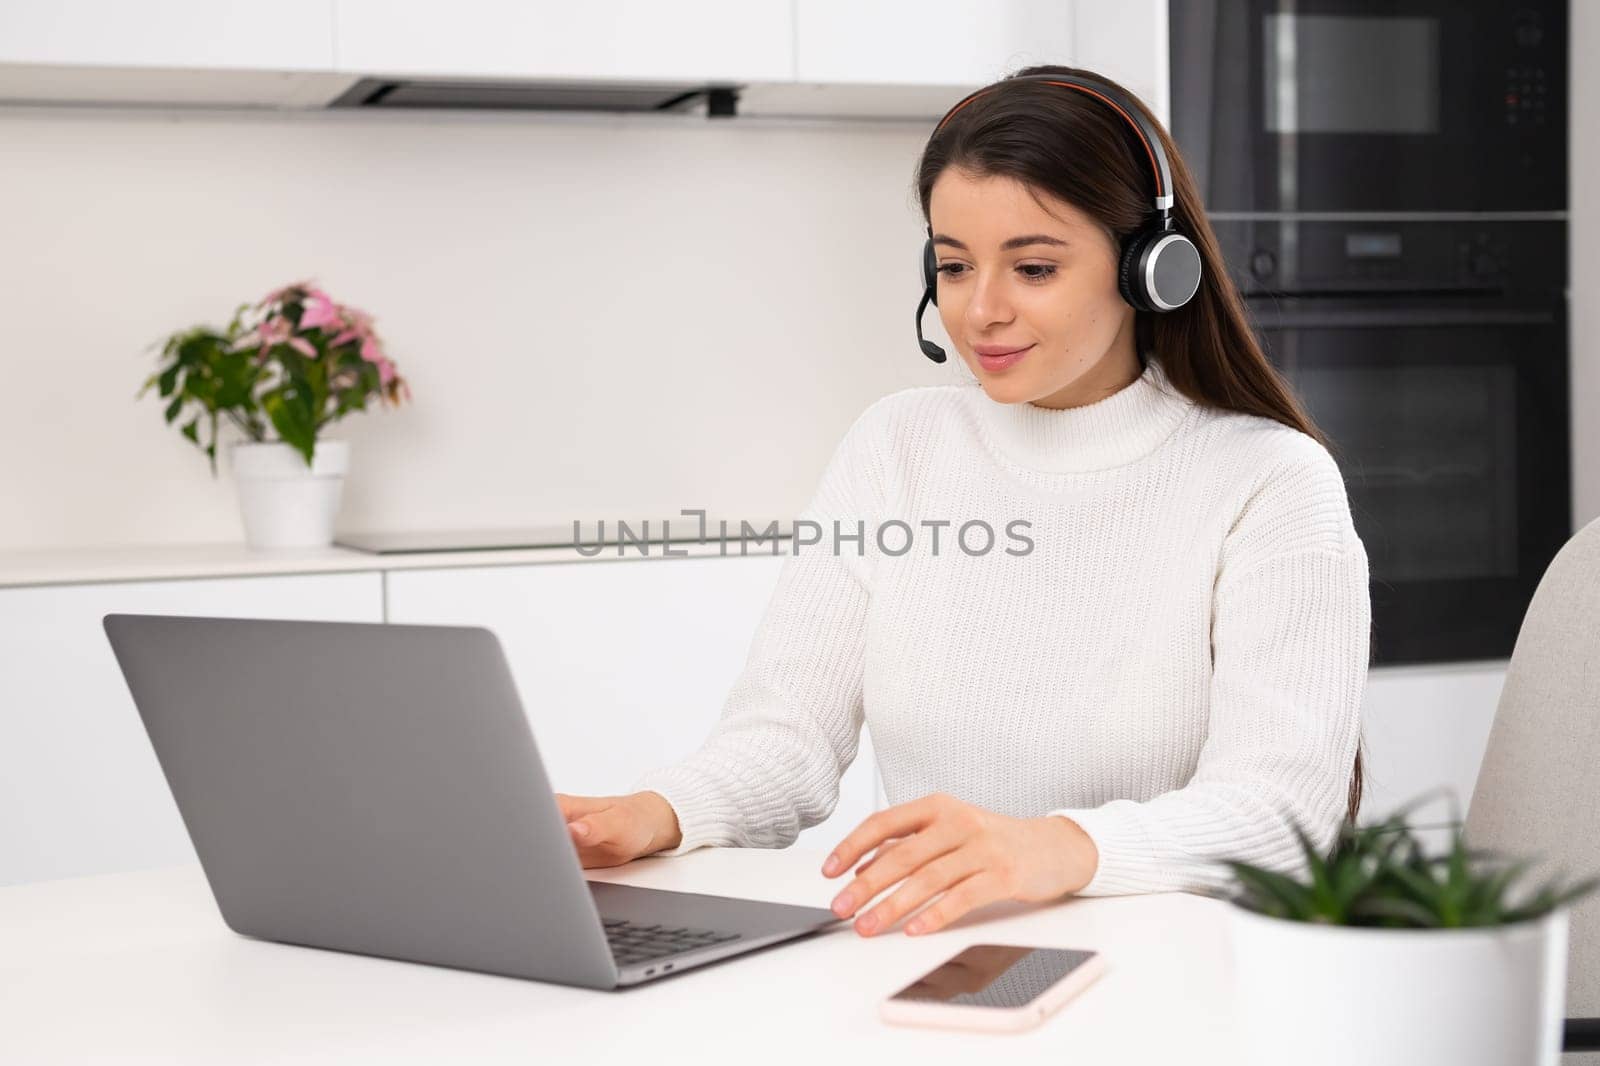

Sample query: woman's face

[928,167,1140,409]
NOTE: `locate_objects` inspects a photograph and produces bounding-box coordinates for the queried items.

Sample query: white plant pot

[1229,904,1569,1066]
[230,440,349,550]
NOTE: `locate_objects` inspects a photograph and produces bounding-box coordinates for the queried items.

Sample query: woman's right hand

[554,790,683,868]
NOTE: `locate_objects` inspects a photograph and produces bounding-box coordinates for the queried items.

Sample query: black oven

[1170,0,1568,212]
[1212,218,1570,664]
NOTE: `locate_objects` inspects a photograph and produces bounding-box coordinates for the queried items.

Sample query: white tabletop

[0,846,1237,1064]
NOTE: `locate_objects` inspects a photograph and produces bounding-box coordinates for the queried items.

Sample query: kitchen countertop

[0,533,796,590]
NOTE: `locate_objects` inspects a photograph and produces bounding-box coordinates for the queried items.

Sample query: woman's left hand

[820,792,1099,937]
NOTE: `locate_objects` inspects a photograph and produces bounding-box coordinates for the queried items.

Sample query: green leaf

[1465,859,1530,923]
[1221,788,1599,929]
[261,387,317,466]
[1503,877,1600,924]
[1226,862,1317,919]
[206,410,220,477]
[1293,824,1340,914]
[213,349,260,409]
[157,363,181,398]
[1384,858,1445,907]
[176,331,212,367]
[145,325,260,458]
[1348,896,1441,928]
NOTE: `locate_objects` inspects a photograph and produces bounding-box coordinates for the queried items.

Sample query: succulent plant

[1223,799,1596,928]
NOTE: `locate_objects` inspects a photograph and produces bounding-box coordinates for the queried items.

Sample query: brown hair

[915,64,1366,824]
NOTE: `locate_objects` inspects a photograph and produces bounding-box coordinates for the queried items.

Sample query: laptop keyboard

[602,917,742,967]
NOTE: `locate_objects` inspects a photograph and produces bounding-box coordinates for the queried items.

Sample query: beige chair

[1467,514,1600,1057]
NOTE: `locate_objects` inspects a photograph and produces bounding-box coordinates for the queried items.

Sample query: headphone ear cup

[1117,231,1155,312]
[921,239,939,306]
[1146,233,1203,311]
[1119,229,1203,313]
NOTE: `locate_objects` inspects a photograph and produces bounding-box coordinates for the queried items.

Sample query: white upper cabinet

[793,0,1073,87]
[0,0,1166,121]
[761,0,1168,123]
[1068,0,1170,127]
[0,0,335,71]
[332,0,793,83]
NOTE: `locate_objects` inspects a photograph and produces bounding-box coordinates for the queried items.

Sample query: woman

[557,65,1371,940]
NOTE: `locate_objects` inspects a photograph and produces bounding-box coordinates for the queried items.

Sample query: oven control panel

[1214,220,1564,296]
[1504,65,1548,127]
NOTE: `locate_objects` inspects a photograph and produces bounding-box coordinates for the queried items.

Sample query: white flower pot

[1229,904,1569,1066]
[230,440,350,550]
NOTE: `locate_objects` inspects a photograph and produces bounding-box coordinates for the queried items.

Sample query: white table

[0,846,1237,1064]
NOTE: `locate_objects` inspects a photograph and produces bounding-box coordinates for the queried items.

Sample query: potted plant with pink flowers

[142,281,410,549]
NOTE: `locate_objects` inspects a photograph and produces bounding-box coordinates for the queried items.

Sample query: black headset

[916,73,1203,364]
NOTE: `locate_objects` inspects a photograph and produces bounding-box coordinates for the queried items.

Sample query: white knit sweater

[634,357,1371,896]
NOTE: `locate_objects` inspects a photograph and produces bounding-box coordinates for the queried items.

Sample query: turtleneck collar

[966,357,1196,474]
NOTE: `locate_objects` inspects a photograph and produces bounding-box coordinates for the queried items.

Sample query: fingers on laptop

[557,794,633,850]
[571,805,617,843]
[555,793,607,823]
[555,795,647,868]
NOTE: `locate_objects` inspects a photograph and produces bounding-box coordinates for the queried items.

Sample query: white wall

[0,4,1195,556]
[0,106,953,551]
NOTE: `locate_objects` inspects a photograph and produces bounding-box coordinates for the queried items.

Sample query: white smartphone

[879,943,1105,1033]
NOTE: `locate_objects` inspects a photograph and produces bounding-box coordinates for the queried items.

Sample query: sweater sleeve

[630,401,889,854]
[1049,437,1372,896]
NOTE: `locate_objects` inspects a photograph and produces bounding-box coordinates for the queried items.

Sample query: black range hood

[330,76,741,116]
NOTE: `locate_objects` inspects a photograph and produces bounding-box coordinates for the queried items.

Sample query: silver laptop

[103,613,839,989]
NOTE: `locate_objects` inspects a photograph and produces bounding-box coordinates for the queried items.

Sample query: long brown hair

[915,64,1367,824]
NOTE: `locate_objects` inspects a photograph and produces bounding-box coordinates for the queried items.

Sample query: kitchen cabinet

[774,1,1166,124]
[1358,663,1506,839]
[0,0,335,71]
[1068,0,1169,127]
[385,553,883,851]
[0,572,382,886]
[0,0,1172,122]
[793,0,1073,87]
[332,0,793,83]
[0,539,1506,884]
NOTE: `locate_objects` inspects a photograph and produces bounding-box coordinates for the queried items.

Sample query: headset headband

[933,74,1175,218]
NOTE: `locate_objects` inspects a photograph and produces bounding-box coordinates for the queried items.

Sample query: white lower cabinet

[384,553,882,853]
[1357,662,1507,838]
[0,547,1506,886]
[0,572,383,886]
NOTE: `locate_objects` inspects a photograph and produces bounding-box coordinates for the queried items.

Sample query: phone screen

[887,944,1097,1009]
